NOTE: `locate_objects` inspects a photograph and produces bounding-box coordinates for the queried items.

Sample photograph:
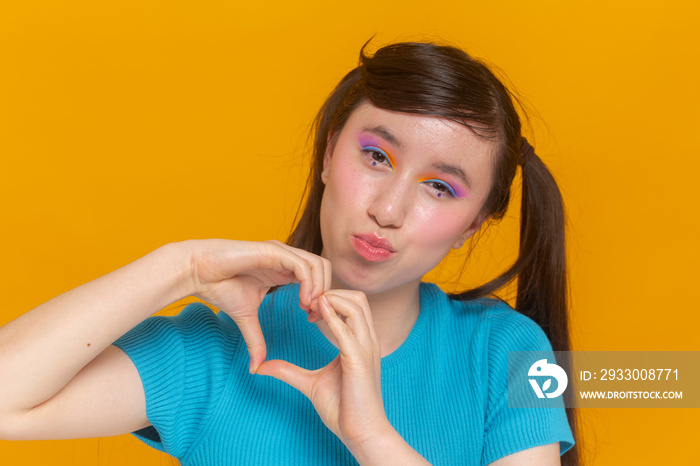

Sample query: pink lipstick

[351,233,395,262]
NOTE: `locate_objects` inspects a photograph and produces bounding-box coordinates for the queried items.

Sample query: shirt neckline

[300,283,437,370]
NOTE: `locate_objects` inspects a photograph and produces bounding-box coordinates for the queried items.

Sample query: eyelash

[362,146,394,170]
[361,145,457,199]
[420,179,457,199]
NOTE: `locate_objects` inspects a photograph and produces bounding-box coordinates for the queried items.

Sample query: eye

[362,146,394,170]
[421,179,457,199]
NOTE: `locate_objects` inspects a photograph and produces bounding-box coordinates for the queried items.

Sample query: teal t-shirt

[114,283,574,465]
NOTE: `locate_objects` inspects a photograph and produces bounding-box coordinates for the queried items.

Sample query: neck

[316,279,422,357]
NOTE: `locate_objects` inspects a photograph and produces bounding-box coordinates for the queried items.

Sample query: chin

[332,267,383,293]
[331,264,416,296]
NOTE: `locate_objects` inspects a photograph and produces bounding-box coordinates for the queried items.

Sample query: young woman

[0,42,577,465]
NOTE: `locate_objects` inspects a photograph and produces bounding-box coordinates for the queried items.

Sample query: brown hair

[287,42,579,465]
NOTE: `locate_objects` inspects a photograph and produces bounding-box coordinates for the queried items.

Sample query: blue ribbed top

[114,283,574,465]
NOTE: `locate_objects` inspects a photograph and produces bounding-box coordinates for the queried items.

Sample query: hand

[188,239,331,372]
[256,290,392,454]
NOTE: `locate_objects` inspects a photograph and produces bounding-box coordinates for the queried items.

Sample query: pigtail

[452,140,569,350]
[454,141,580,466]
[516,143,568,351]
[450,139,573,362]
[518,144,580,466]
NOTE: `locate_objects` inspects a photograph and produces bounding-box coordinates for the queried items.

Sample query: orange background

[1,1,698,464]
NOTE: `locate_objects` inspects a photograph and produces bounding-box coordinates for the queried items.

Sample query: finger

[267,242,327,310]
[255,359,314,398]
[263,242,316,309]
[234,312,267,374]
[275,242,332,308]
[318,295,371,352]
[307,309,323,324]
[304,255,326,310]
[315,258,332,322]
[326,294,373,348]
[307,254,331,305]
[322,291,377,344]
[322,256,332,293]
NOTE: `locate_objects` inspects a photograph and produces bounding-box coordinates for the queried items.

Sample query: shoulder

[420,282,551,353]
[112,302,244,458]
[115,283,302,356]
[417,284,574,461]
[115,302,239,355]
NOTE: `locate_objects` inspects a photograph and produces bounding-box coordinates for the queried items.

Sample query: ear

[452,213,489,249]
[321,132,336,185]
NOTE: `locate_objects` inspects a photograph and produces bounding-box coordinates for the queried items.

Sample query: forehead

[340,103,495,191]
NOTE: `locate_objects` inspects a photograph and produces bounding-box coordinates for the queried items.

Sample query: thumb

[256,359,314,398]
[234,313,267,374]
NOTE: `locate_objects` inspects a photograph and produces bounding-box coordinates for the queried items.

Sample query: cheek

[325,155,373,205]
[320,156,367,239]
[411,206,472,249]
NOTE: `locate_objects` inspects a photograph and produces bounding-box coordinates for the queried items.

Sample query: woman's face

[319,102,496,295]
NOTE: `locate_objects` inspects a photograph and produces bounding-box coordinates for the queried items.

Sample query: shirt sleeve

[113,303,240,460]
[480,306,575,465]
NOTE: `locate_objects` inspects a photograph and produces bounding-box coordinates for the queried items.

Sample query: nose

[367,176,410,228]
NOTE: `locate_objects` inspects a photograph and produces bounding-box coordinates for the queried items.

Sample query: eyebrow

[361,125,471,189]
[432,162,472,189]
[361,125,402,149]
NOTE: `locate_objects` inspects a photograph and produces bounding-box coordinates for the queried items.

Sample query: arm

[342,427,431,466]
[0,240,330,440]
[489,443,560,465]
[0,243,187,439]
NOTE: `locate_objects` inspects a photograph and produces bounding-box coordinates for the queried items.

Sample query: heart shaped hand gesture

[257,290,393,456]
[189,239,331,373]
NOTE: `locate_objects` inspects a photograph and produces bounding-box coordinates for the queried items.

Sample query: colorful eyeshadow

[358,133,395,170]
[419,177,467,198]
[358,131,467,198]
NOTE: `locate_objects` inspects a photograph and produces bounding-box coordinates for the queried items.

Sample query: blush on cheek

[414,210,470,247]
[328,155,372,202]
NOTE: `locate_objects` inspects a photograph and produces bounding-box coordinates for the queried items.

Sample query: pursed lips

[355,233,395,251]
[351,233,396,262]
